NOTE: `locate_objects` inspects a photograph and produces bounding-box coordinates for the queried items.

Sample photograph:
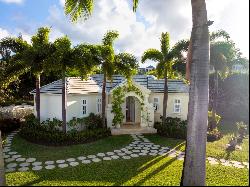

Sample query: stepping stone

[3,149,10,153]
[111,155,119,159]
[150,150,158,153]
[126,147,133,150]
[4,155,10,159]
[143,147,150,150]
[177,156,184,161]
[12,155,21,159]
[32,162,42,166]
[130,154,139,158]
[125,151,132,154]
[219,159,226,163]
[134,147,141,150]
[4,144,11,147]
[16,158,26,162]
[5,158,15,162]
[97,153,106,157]
[231,161,241,165]
[69,162,79,166]
[233,164,244,169]
[168,153,177,158]
[56,160,65,164]
[82,160,91,164]
[45,161,54,165]
[149,153,157,156]
[5,168,16,172]
[221,162,232,167]
[66,158,76,162]
[139,153,147,156]
[103,157,112,161]
[58,164,68,168]
[243,162,249,166]
[8,152,17,155]
[132,150,140,153]
[20,162,30,167]
[114,150,122,153]
[77,156,86,160]
[158,152,167,156]
[92,158,101,162]
[45,165,55,170]
[26,158,36,163]
[106,152,114,156]
[7,163,17,168]
[209,160,219,165]
[18,167,29,172]
[121,148,127,151]
[122,156,131,160]
[151,147,159,150]
[87,155,96,159]
[117,153,126,156]
[32,166,43,171]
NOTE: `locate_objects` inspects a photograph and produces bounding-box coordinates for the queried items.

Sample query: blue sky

[0,0,249,68]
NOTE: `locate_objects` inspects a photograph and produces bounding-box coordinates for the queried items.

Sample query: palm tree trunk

[162,68,168,124]
[102,73,107,128]
[211,71,218,130]
[182,0,210,186]
[62,69,67,133]
[0,131,6,186]
[35,74,41,122]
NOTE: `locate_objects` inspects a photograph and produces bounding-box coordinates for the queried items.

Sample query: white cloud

[0,28,10,39]
[0,0,24,4]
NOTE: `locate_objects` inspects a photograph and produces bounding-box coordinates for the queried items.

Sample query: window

[174,99,181,113]
[97,98,102,113]
[153,97,159,111]
[82,99,87,115]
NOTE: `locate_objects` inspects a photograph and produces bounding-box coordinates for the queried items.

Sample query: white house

[30,74,189,131]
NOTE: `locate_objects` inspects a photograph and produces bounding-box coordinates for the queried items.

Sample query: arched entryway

[124,96,141,127]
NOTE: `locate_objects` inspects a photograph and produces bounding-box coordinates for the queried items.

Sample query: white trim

[173,98,181,113]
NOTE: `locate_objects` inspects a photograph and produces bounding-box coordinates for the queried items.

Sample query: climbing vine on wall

[111,81,145,127]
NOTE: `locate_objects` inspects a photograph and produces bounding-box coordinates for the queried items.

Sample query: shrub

[0,118,21,134]
[19,114,111,146]
[208,110,221,131]
[83,113,103,130]
[236,121,248,138]
[207,128,223,142]
[154,117,187,139]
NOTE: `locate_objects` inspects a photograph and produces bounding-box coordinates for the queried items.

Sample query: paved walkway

[3,130,249,173]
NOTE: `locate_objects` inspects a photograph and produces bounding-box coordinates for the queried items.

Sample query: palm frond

[102,30,119,46]
[65,0,94,22]
[133,0,139,12]
[141,49,163,63]
[160,32,170,58]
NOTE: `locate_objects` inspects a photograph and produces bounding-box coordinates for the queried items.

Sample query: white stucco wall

[149,92,189,122]
[34,93,102,122]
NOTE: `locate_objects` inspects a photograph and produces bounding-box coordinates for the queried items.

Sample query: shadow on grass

[18,152,183,186]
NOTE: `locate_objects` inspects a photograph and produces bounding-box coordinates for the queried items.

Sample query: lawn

[4,129,249,186]
[9,134,133,162]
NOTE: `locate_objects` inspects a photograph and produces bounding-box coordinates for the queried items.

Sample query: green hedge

[19,114,111,146]
[154,117,187,139]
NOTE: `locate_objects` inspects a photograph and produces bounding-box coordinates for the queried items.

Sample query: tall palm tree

[100,31,118,128]
[182,0,210,185]
[141,33,188,123]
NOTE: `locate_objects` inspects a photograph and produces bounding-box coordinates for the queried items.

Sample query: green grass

[145,134,249,162]
[6,156,249,186]
[10,134,133,162]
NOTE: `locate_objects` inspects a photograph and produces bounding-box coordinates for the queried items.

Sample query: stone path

[3,130,249,173]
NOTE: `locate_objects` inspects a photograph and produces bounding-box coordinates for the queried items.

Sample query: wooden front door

[126,96,135,122]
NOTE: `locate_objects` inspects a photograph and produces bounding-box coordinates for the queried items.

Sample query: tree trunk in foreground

[35,74,41,123]
[102,73,107,128]
[162,69,168,123]
[0,131,6,186]
[62,71,67,133]
[182,0,210,186]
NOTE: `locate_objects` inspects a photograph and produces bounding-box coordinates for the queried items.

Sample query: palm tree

[141,33,188,123]
[100,31,119,128]
[182,0,210,185]
[45,36,74,133]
